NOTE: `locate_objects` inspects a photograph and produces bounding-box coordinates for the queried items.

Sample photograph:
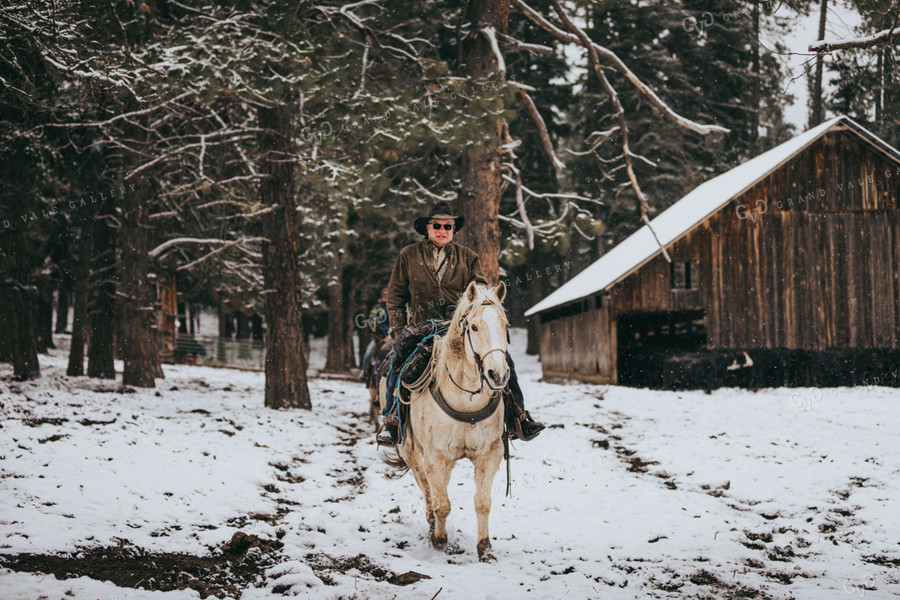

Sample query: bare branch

[549,0,670,262]
[508,164,535,249]
[565,126,620,156]
[480,25,507,76]
[148,236,269,259]
[515,88,565,169]
[513,0,728,136]
[809,27,900,52]
[498,32,554,55]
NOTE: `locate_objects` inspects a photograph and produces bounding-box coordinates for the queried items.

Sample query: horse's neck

[436,336,495,411]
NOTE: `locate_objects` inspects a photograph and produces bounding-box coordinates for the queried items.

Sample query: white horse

[380,281,509,561]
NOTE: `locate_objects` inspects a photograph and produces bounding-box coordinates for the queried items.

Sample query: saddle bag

[401,341,434,385]
[391,321,436,361]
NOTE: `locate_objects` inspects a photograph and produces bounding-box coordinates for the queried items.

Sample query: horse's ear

[465,280,478,303]
[493,281,506,304]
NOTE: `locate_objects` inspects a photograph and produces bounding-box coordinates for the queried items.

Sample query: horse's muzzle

[484,368,509,390]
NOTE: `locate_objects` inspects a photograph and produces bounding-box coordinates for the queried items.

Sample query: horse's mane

[434,284,507,392]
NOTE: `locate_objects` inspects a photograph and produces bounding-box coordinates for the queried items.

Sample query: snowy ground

[2,330,899,599]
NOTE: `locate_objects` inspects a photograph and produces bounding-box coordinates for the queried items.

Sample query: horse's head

[449,281,510,390]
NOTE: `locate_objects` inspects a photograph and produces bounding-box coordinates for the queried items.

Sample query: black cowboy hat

[413,201,466,236]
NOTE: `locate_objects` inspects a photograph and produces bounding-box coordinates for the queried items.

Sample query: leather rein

[433,300,508,424]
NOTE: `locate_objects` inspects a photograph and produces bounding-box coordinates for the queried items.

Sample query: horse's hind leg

[472,445,504,562]
[368,385,380,430]
[423,454,454,548]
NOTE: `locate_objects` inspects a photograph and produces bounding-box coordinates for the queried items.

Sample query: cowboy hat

[413,201,466,236]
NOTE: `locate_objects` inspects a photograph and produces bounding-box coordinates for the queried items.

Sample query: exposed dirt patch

[620,454,659,474]
[689,569,723,586]
[686,568,779,599]
[745,531,773,543]
[863,554,900,567]
[22,417,68,427]
[0,534,281,598]
[303,552,427,587]
[766,545,795,562]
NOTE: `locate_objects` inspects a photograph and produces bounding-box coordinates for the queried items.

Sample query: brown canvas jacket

[386,239,488,332]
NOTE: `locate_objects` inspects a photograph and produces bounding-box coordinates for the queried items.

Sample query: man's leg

[360,339,378,381]
[377,346,403,445]
[505,355,545,441]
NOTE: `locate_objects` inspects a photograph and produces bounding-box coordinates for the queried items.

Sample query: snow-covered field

[2,330,899,599]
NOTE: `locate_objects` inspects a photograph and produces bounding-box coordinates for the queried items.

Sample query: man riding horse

[376,201,545,446]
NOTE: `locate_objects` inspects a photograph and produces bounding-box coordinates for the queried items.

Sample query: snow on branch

[548,0,671,262]
[480,25,507,76]
[515,88,565,170]
[148,237,269,259]
[498,32,554,55]
[513,0,729,136]
[809,27,900,52]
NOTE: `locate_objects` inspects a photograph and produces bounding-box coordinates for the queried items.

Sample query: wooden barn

[525,116,900,389]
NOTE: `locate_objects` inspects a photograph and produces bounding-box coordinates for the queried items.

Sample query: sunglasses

[429,223,454,231]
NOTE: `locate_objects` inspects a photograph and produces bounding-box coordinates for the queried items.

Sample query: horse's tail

[380,446,410,479]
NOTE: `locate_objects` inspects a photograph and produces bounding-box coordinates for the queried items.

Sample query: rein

[435,298,508,421]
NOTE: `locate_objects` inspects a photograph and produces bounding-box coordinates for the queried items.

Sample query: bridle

[445,299,509,397]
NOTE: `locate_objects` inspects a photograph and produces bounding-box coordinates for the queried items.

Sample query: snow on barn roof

[525,115,900,317]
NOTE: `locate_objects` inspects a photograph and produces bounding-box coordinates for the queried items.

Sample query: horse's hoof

[477,539,495,562]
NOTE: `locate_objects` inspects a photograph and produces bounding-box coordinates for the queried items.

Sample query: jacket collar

[418,239,456,285]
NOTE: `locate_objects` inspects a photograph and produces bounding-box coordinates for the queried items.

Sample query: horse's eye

[471,325,478,332]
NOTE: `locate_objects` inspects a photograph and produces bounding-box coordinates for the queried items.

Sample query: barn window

[670,261,697,290]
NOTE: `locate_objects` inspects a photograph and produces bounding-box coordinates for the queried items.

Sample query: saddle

[378,321,442,383]
[378,320,446,444]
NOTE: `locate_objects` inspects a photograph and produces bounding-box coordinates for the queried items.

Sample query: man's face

[427,219,455,248]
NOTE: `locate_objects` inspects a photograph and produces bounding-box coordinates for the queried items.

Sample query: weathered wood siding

[609,128,900,351]
[540,127,900,381]
[539,302,616,383]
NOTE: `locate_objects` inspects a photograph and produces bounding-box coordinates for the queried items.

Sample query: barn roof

[525,115,900,317]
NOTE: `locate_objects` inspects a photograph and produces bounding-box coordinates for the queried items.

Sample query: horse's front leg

[402,444,434,529]
[472,441,504,562]
[423,453,454,548]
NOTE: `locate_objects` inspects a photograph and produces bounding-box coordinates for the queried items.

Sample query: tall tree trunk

[178,303,188,334]
[343,280,355,370]
[259,103,311,409]
[325,264,348,372]
[67,232,91,376]
[810,0,828,127]
[750,0,760,147]
[225,311,236,338]
[0,292,11,364]
[236,312,251,339]
[218,303,229,338]
[119,180,160,388]
[525,260,544,356]
[0,230,40,378]
[457,0,509,285]
[114,298,125,361]
[56,283,70,333]
[189,303,197,335]
[251,314,264,341]
[885,47,894,139]
[0,282,11,364]
[37,282,55,351]
[87,211,117,379]
[876,47,884,126]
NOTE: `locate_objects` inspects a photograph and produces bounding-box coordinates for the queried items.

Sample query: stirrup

[376,414,399,446]
[511,411,544,442]
[376,428,398,447]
